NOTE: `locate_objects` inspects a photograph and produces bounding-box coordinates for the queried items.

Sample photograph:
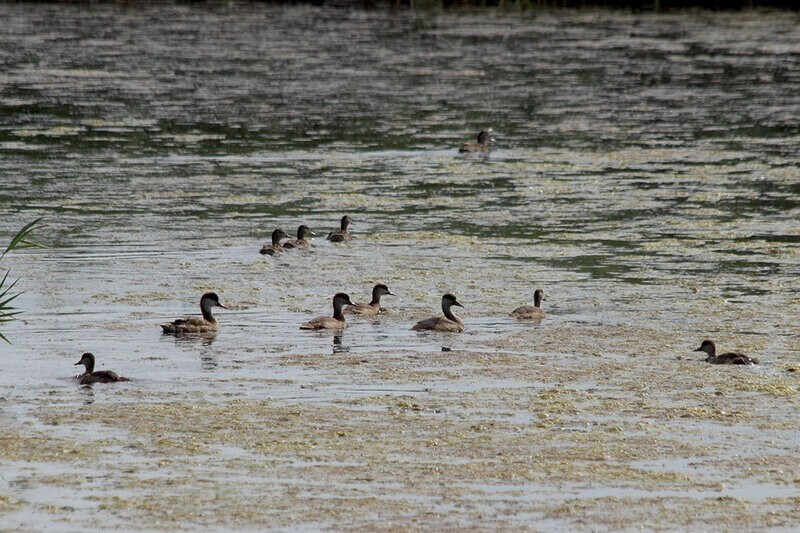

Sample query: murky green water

[1,4,799,530]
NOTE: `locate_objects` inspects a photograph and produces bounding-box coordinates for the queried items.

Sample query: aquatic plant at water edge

[0,219,44,343]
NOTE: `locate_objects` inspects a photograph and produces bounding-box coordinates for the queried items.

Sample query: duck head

[75,352,95,373]
[200,292,228,314]
[442,293,464,310]
[333,292,354,314]
[694,340,716,357]
[298,225,316,239]
[272,229,290,245]
[477,130,495,144]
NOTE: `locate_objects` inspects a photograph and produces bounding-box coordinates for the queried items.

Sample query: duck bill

[693,347,703,352]
[453,302,464,309]
[217,303,229,309]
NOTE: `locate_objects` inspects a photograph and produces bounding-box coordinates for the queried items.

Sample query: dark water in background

[1,3,798,379]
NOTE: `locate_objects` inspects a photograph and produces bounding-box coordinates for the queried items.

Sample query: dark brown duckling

[510,289,546,319]
[695,340,759,365]
[300,292,354,330]
[75,353,129,384]
[161,292,228,334]
[260,229,291,256]
[327,215,353,242]
[412,293,465,332]
[283,225,316,250]
[458,130,494,154]
[344,283,394,316]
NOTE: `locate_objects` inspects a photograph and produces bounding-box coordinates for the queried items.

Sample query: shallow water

[1,4,799,530]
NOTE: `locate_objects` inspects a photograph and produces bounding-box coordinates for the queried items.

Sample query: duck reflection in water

[170,331,218,347]
[200,350,217,370]
[78,385,95,405]
[333,334,350,354]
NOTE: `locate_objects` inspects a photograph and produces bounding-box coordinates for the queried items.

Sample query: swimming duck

[300,292,354,330]
[344,283,394,316]
[412,293,465,332]
[510,289,546,319]
[327,216,353,242]
[260,229,291,256]
[458,130,494,154]
[283,225,316,250]
[161,292,228,334]
[75,353,129,384]
[695,340,759,365]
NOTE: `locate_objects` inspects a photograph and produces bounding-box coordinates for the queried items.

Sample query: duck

[344,283,394,316]
[300,292,354,330]
[458,130,494,154]
[161,292,228,334]
[74,353,129,384]
[510,289,546,319]
[327,215,353,242]
[412,293,465,332]
[695,340,759,365]
[283,225,316,250]
[260,229,291,256]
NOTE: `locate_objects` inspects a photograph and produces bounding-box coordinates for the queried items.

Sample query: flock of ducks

[73,131,760,385]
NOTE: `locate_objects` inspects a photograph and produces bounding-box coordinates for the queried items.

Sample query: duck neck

[332,302,346,321]
[83,360,94,374]
[369,291,382,306]
[443,303,459,322]
[201,301,217,323]
[534,292,542,308]
[272,233,282,245]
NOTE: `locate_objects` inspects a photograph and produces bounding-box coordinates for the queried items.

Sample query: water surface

[1,4,799,530]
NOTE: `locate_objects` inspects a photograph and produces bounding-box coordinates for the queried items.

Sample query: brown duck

[260,229,291,256]
[283,225,316,250]
[695,340,759,365]
[327,216,353,242]
[412,293,465,332]
[344,283,394,316]
[75,353,129,384]
[161,292,228,334]
[458,130,494,154]
[510,289,546,319]
[300,293,354,330]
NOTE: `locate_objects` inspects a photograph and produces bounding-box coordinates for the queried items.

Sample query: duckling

[458,130,494,154]
[412,293,465,332]
[327,215,353,242]
[260,229,291,256]
[344,283,394,316]
[300,292,354,330]
[161,292,228,334]
[510,289,546,319]
[695,340,759,365]
[283,225,316,250]
[74,353,129,384]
